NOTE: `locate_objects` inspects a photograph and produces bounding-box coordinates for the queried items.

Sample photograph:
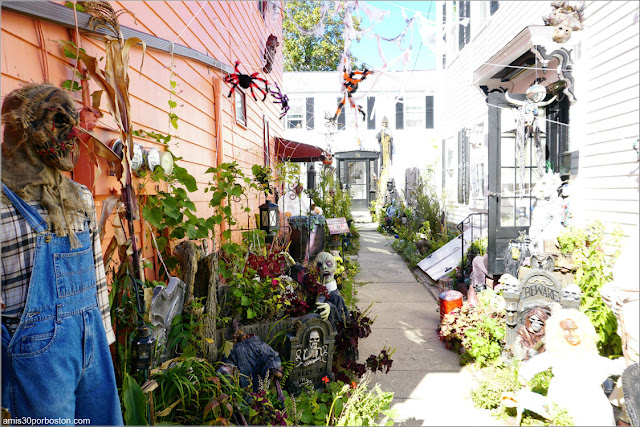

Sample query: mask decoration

[315,252,337,285]
[2,84,89,248]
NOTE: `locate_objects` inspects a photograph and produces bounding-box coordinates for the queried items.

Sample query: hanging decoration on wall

[325,67,373,126]
[505,84,557,180]
[542,1,585,43]
[263,34,279,74]
[271,82,290,119]
[223,61,270,101]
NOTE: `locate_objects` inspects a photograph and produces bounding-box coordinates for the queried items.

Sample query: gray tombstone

[149,277,186,364]
[505,270,563,349]
[285,315,336,395]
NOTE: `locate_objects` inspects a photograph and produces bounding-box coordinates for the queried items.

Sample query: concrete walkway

[354,223,506,426]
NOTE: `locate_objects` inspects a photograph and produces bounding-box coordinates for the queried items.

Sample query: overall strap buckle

[56,304,63,324]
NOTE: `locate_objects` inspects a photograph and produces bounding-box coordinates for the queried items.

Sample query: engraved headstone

[285,315,336,395]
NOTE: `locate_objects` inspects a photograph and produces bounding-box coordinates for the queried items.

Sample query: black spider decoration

[271,83,289,119]
[326,67,373,125]
[223,61,269,101]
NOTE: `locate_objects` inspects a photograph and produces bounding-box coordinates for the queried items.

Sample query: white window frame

[405,97,425,129]
[235,90,247,127]
[286,101,304,129]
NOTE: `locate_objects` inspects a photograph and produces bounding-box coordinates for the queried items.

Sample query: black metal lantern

[259,200,280,234]
[132,321,155,372]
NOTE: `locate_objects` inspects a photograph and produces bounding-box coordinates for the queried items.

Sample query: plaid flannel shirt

[1,184,115,344]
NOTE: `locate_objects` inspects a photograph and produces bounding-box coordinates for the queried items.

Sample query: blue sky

[350,1,437,71]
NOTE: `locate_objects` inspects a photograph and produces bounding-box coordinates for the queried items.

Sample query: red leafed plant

[245,252,286,279]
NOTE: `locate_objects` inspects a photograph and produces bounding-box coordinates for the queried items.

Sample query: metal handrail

[456,212,488,274]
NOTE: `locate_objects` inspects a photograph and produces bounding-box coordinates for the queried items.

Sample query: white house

[282,70,441,210]
[435,0,639,274]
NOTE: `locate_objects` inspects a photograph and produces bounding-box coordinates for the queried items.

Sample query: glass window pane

[501,168,515,197]
[501,134,516,167]
[287,104,303,129]
[500,199,515,227]
[516,198,531,226]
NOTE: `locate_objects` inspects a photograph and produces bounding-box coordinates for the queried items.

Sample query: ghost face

[316,252,336,284]
[31,92,80,171]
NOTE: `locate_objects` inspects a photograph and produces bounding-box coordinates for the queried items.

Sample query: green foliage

[122,373,147,425]
[335,376,396,426]
[569,221,623,356]
[221,274,287,324]
[166,298,209,356]
[283,2,359,71]
[471,365,573,426]
[557,227,586,254]
[440,290,506,367]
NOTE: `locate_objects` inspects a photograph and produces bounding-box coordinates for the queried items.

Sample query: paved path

[354,223,505,426]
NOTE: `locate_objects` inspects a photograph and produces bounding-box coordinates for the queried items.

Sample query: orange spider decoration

[326,67,373,124]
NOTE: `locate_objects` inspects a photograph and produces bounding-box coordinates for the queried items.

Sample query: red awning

[275,137,332,164]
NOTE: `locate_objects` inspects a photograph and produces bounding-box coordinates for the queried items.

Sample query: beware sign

[326,217,349,235]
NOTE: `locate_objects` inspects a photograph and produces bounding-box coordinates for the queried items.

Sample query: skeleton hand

[316,302,330,320]
[280,252,296,268]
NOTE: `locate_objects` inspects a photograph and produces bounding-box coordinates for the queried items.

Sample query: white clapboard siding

[580,1,640,231]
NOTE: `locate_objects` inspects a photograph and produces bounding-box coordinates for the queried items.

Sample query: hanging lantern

[132,321,156,372]
[259,200,280,234]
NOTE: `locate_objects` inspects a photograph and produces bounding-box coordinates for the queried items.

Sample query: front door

[346,160,368,210]
[487,93,547,275]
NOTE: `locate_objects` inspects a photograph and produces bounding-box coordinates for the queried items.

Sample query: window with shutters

[425,96,434,129]
[405,97,424,128]
[490,1,499,15]
[457,129,470,204]
[367,97,376,130]
[395,97,404,130]
[337,97,346,130]
[458,1,470,51]
[305,97,314,130]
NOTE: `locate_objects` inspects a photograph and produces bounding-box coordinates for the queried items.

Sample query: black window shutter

[306,97,314,130]
[367,97,375,130]
[395,97,404,130]
[490,1,499,15]
[425,96,434,129]
[459,1,470,50]
[458,130,464,204]
[464,131,470,204]
[337,97,345,130]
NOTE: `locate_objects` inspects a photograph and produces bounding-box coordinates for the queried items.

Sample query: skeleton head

[309,330,320,349]
[500,274,520,294]
[562,283,581,302]
[316,252,337,284]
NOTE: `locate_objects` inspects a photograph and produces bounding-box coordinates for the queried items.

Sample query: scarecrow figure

[1,84,122,424]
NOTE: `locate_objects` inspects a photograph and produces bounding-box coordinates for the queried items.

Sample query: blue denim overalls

[1,184,123,425]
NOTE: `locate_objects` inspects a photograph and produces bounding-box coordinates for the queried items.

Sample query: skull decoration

[562,283,582,302]
[500,274,520,294]
[529,314,544,333]
[473,282,486,294]
[316,252,337,284]
[309,330,320,349]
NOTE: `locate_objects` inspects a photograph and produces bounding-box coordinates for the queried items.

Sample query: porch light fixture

[259,200,280,235]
